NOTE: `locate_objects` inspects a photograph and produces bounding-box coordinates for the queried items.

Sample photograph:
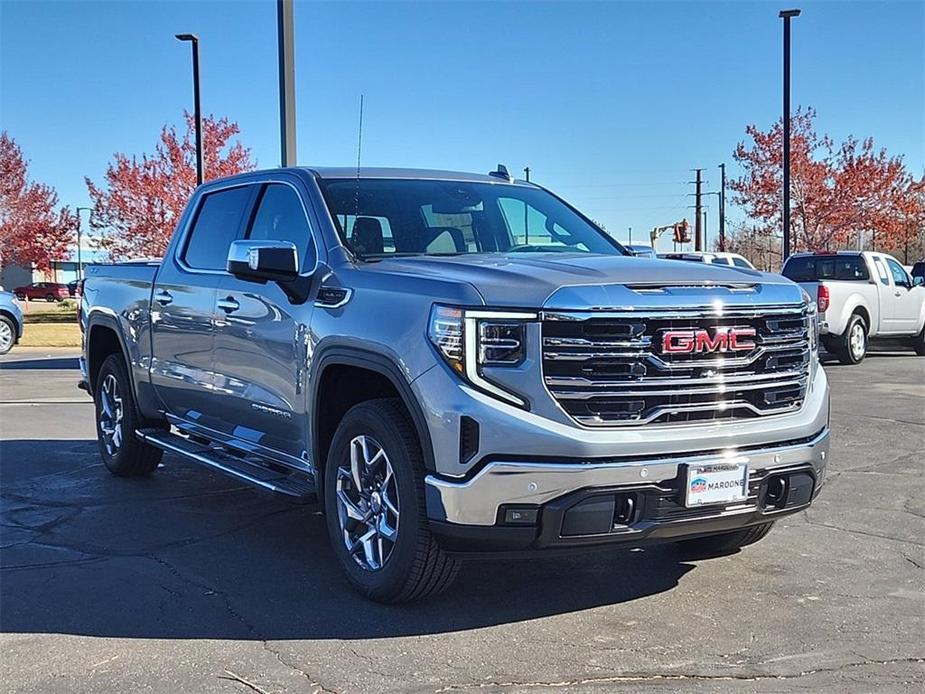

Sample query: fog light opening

[765,475,788,509]
[613,493,637,527]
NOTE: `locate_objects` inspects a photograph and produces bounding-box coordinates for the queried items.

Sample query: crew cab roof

[303,166,533,185]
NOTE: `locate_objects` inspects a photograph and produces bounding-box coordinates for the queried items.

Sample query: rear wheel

[0,316,16,355]
[833,313,867,365]
[94,353,162,476]
[45,293,55,302]
[324,398,460,603]
[676,521,775,557]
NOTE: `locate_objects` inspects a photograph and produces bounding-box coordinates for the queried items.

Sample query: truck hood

[368,253,803,309]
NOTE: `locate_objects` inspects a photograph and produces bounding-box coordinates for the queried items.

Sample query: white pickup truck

[782,251,925,364]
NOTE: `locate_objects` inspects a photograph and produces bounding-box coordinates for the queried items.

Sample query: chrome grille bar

[542,303,810,427]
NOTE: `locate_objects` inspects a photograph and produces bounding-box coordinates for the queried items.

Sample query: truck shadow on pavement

[1,439,696,640]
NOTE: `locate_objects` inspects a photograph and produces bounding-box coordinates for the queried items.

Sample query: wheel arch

[85,314,134,395]
[310,347,437,490]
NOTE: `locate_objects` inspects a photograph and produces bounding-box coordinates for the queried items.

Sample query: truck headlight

[428,305,536,406]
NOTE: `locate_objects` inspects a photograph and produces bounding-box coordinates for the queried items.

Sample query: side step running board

[137,428,317,502]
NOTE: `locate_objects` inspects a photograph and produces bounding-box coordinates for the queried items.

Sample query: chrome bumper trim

[425,429,829,526]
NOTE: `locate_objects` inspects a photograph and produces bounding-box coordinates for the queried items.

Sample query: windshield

[318,178,625,259]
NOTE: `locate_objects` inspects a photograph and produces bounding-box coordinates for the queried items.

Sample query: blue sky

[2,0,922,251]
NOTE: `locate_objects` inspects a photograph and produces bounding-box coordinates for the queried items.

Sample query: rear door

[150,184,254,428]
[882,256,920,333]
[211,180,319,467]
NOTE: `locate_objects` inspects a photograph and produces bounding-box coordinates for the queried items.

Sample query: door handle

[895,291,902,297]
[154,290,173,306]
[217,297,240,313]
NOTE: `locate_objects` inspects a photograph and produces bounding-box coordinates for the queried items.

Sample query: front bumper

[425,428,829,552]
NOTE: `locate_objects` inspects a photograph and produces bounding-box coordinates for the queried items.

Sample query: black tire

[676,521,775,557]
[0,315,16,355]
[45,293,55,302]
[833,313,867,365]
[15,293,25,301]
[323,398,460,603]
[94,353,162,476]
[912,327,925,356]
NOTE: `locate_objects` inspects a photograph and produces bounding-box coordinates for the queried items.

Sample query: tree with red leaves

[730,107,923,263]
[86,113,254,260]
[0,132,75,272]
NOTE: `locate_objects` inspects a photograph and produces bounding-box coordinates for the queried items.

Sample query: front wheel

[912,327,925,356]
[94,353,162,476]
[45,293,56,302]
[676,521,775,557]
[324,398,460,603]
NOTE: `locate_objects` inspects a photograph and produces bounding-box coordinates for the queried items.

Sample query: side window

[873,258,890,286]
[885,258,910,288]
[183,186,253,271]
[733,257,751,268]
[247,184,316,270]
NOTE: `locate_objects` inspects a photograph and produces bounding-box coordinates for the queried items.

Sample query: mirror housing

[227,240,300,283]
[913,275,924,287]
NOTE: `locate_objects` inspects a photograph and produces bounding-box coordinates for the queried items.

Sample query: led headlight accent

[428,306,536,406]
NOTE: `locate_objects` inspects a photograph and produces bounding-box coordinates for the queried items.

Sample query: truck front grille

[541,304,810,427]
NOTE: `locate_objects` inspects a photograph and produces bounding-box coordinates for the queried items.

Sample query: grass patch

[22,301,78,324]
[19,323,81,347]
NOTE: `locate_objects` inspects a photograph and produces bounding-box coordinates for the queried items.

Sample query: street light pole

[175,33,204,185]
[75,207,92,280]
[277,0,297,167]
[718,163,726,251]
[779,9,800,262]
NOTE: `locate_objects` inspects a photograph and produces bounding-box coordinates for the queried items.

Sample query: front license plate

[684,460,749,507]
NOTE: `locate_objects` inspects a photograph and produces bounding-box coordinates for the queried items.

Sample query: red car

[14,282,70,302]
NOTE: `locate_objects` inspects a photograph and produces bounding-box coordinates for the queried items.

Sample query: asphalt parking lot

[1,347,923,693]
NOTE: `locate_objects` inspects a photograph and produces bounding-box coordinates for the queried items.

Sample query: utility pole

[628,227,632,245]
[523,166,530,182]
[693,168,704,251]
[278,0,297,167]
[718,163,726,251]
[780,9,801,261]
[175,34,204,185]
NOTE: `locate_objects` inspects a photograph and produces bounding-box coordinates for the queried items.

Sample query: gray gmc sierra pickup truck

[80,166,830,602]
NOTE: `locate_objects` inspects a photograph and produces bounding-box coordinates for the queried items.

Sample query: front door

[150,184,254,430]
[883,257,920,334]
[211,181,318,467]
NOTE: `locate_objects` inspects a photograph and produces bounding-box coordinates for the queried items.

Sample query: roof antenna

[356,93,365,176]
[353,93,364,233]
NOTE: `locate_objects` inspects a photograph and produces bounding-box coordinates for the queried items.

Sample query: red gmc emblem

[661,327,757,354]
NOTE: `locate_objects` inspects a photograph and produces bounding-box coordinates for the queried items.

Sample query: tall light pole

[278,0,297,167]
[718,163,726,251]
[75,206,92,280]
[175,33,204,185]
[779,9,800,262]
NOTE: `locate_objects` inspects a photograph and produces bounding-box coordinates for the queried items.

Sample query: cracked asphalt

[1,346,923,693]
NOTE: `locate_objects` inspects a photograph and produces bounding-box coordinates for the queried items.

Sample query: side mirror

[227,240,300,283]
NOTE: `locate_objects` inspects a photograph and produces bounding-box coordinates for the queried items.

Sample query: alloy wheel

[335,435,400,571]
[0,321,12,353]
[98,374,124,456]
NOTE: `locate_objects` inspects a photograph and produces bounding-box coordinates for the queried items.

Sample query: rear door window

[183,186,253,271]
[782,255,869,282]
